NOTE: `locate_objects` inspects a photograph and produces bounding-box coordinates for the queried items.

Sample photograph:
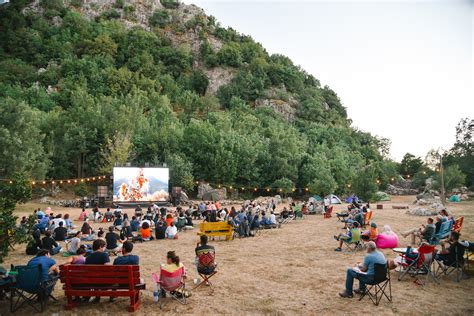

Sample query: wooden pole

[439,155,446,206]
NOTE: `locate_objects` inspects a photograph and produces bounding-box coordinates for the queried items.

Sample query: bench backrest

[60,264,140,290]
[199,222,232,232]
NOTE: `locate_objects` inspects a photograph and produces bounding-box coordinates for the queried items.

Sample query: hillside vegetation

[0,0,398,196]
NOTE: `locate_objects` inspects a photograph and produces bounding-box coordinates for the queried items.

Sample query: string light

[229,186,233,189]
[92,177,96,180]
[292,188,296,192]
[9,181,12,184]
[42,181,46,184]
[59,180,63,184]
[81,179,84,182]
[67,180,71,183]
[254,188,258,191]
[347,184,351,188]
[241,187,245,191]
[52,181,55,184]
[32,181,35,185]
[305,188,309,192]
[266,188,270,192]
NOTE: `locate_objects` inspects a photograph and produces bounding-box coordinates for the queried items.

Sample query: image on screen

[113,167,169,202]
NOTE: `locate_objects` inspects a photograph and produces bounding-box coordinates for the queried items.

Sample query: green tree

[217,43,243,67]
[272,177,294,196]
[166,153,195,191]
[399,153,424,176]
[433,164,465,193]
[149,10,171,28]
[352,166,378,202]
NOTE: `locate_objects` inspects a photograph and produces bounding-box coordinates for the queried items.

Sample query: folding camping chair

[343,231,363,252]
[10,264,58,313]
[324,205,333,219]
[193,249,218,291]
[363,211,373,228]
[152,266,187,309]
[430,220,453,245]
[359,263,392,306]
[434,244,466,282]
[397,244,438,285]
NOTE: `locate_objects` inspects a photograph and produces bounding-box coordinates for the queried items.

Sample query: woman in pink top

[66,247,87,264]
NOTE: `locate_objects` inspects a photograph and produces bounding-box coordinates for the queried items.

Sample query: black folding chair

[434,245,466,282]
[10,264,58,313]
[359,263,392,306]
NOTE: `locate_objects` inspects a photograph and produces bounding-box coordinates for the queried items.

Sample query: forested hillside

[0,0,398,196]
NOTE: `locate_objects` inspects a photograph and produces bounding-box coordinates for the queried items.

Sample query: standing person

[135,205,143,221]
[41,231,62,255]
[113,241,139,265]
[339,241,386,298]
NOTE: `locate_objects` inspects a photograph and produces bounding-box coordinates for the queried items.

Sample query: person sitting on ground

[113,214,123,230]
[436,231,465,266]
[104,208,114,222]
[185,210,193,227]
[166,222,178,239]
[361,222,378,241]
[165,213,174,227]
[27,249,59,296]
[80,222,93,238]
[50,214,65,231]
[339,241,386,298]
[113,241,139,265]
[140,221,153,241]
[97,229,105,241]
[78,208,88,221]
[68,231,83,255]
[334,222,361,252]
[250,214,260,230]
[195,235,217,277]
[269,211,278,226]
[401,217,435,245]
[113,206,122,218]
[53,221,68,241]
[155,220,167,240]
[106,226,124,254]
[120,220,133,240]
[42,231,62,255]
[63,213,74,229]
[66,247,87,265]
[130,216,140,232]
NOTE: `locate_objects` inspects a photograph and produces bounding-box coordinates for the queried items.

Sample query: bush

[217,43,243,67]
[160,0,180,9]
[114,0,125,9]
[74,183,89,197]
[70,0,85,8]
[149,10,171,28]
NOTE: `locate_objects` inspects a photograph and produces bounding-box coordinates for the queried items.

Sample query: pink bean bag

[375,233,399,249]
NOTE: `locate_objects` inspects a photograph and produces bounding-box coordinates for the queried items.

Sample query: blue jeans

[50,245,62,255]
[345,268,374,295]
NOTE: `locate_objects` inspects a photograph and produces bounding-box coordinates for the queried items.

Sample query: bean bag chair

[375,233,398,249]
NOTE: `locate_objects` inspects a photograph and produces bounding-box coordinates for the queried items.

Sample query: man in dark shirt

[113,241,139,265]
[105,226,123,252]
[437,231,465,266]
[42,231,62,255]
[195,235,216,275]
[53,221,68,241]
[85,239,110,265]
[155,221,167,240]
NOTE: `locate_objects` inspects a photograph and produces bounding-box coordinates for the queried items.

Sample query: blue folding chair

[430,221,453,245]
[10,264,58,313]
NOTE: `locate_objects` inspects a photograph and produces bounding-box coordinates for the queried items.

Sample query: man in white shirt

[269,211,277,225]
[50,216,65,231]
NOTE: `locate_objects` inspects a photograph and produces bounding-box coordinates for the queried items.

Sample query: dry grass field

[1,195,473,315]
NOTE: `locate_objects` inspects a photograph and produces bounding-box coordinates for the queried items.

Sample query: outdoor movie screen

[113,167,169,202]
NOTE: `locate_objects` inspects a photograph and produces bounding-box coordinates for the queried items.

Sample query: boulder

[406,208,438,216]
[197,183,227,201]
[386,185,418,195]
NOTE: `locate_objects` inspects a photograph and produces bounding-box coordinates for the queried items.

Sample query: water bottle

[153,283,159,303]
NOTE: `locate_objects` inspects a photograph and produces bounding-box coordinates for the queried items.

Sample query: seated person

[269,211,277,226]
[155,221,167,240]
[65,247,87,265]
[185,212,194,227]
[130,216,140,232]
[27,249,59,295]
[163,251,184,273]
[281,207,289,219]
[436,231,465,266]
[104,208,114,222]
[53,221,68,241]
[334,222,361,252]
[140,222,153,241]
[113,214,123,230]
[63,213,74,229]
[120,221,134,240]
[26,229,43,255]
[250,214,260,230]
[80,222,94,239]
[165,222,178,239]
[106,226,124,253]
[401,217,435,245]
[434,215,443,234]
[78,208,88,221]
[41,231,62,255]
[339,241,386,298]
[113,241,139,265]
[97,229,106,241]
[195,235,217,277]
[135,205,143,220]
[85,239,111,265]
[68,231,83,255]
[113,206,122,218]
[361,222,378,241]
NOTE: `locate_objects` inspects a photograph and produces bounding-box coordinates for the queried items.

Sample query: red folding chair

[193,249,218,291]
[324,205,333,218]
[397,244,438,286]
[152,266,187,309]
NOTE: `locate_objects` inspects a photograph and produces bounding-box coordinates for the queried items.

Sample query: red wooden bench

[59,264,145,312]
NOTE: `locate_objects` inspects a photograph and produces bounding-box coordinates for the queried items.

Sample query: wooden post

[439,155,446,206]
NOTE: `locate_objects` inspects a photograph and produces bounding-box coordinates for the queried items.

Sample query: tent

[325,194,342,204]
[449,195,461,202]
[375,191,391,201]
[345,194,359,203]
[309,195,323,204]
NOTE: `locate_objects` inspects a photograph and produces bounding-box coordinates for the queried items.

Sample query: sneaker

[354,289,366,295]
[333,235,339,241]
[338,291,353,298]
[334,247,342,252]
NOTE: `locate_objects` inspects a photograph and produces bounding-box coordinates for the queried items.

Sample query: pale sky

[183,0,473,161]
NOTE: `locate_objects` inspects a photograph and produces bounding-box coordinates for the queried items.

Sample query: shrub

[149,10,171,28]
[74,183,89,197]
[217,43,242,67]
[160,0,180,9]
[114,0,125,9]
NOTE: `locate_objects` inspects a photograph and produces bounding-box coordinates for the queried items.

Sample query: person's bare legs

[401,228,417,238]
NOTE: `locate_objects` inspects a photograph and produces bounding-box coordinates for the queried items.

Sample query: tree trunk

[440,157,446,206]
